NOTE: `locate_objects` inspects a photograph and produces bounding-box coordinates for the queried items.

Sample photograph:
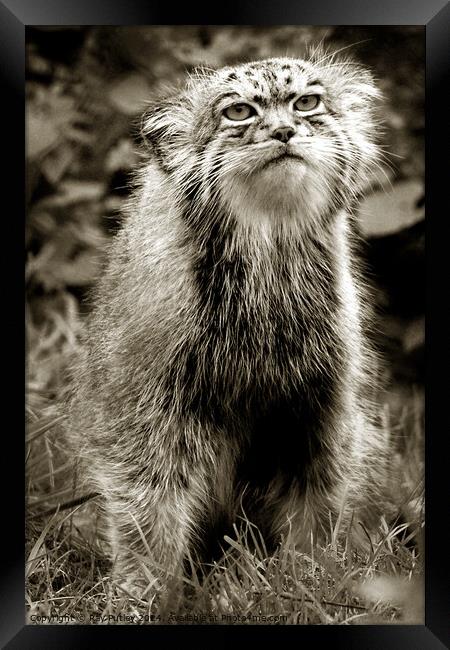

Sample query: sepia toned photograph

[25,25,425,626]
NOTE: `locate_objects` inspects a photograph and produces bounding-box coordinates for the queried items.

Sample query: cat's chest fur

[171,226,345,423]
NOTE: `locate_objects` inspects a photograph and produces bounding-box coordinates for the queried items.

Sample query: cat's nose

[271,126,295,143]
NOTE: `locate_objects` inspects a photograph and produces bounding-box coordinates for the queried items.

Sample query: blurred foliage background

[25,25,424,421]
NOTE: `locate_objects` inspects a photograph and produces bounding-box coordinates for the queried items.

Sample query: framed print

[1,0,447,647]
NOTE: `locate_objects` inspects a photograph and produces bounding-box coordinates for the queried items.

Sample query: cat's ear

[313,48,382,113]
[339,65,382,111]
[140,98,176,154]
[139,89,195,172]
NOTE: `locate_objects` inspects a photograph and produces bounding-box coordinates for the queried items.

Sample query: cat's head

[142,53,383,228]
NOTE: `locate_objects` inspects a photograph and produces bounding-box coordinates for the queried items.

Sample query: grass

[25,400,424,626]
[25,297,424,626]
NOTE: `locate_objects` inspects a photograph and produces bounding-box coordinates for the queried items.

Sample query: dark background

[25,25,424,427]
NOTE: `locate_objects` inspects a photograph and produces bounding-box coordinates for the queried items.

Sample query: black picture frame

[4,0,447,647]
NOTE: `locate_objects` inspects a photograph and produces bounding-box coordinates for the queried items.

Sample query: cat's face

[144,56,381,227]
[206,60,336,221]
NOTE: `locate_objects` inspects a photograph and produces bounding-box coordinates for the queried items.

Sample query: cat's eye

[223,103,255,121]
[293,95,321,111]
